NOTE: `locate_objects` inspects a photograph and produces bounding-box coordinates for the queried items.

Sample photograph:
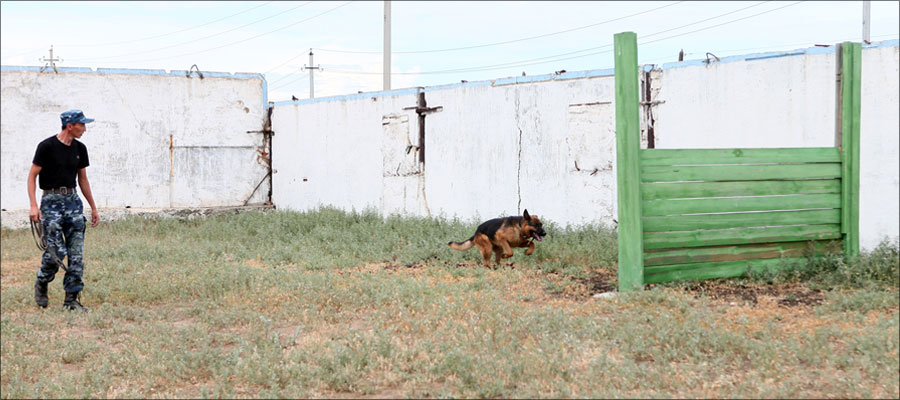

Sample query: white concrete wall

[1,67,269,227]
[272,70,622,226]
[423,72,620,225]
[653,48,838,148]
[859,44,900,250]
[271,89,423,214]
[270,40,898,250]
[5,42,893,249]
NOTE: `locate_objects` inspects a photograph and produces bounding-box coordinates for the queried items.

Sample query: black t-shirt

[32,135,90,190]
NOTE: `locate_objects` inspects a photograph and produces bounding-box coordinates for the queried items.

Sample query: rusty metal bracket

[187,64,204,79]
[243,171,271,206]
[243,105,275,205]
[403,91,443,165]
[401,105,443,115]
[641,69,660,149]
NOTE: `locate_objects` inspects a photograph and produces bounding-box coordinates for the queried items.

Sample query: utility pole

[303,49,321,99]
[862,0,871,43]
[384,0,391,91]
[39,45,62,73]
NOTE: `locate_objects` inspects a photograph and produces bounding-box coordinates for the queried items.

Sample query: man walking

[27,109,100,311]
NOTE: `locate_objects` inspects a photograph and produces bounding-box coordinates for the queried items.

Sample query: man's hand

[90,209,99,227]
[29,205,41,223]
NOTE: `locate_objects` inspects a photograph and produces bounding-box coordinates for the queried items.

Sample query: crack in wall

[515,90,523,213]
[517,127,523,213]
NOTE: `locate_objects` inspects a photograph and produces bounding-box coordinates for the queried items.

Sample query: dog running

[448,209,547,268]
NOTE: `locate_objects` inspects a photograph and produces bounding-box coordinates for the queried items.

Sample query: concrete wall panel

[270,90,421,214]
[1,67,268,223]
[859,44,900,249]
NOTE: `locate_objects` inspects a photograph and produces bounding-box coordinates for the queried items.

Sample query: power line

[265,50,309,75]
[639,1,773,41]
[640,1,804,47]
[324,1,798,76]
[70,2,354,66]
[279,29,897,97]
[639,33,897,64]
[673,33,899,61]
[269,73,310,91]
[259,2,685,76]
[59,1,276,48]
[70,2,314,62]
[1,48,47,59]
[315,1,687,55]
[2,2,275,59]
[267,67,309,85]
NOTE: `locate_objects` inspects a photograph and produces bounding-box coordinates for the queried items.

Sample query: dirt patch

[668,280,825,307]
[574,268,617,295]
[384,261,428,271]
[534,267,618,301]
[327,260,828,309]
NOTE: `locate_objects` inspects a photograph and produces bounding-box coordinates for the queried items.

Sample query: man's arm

[27,164,42,222]
[77,168,99,227]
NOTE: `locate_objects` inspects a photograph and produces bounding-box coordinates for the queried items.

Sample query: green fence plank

[640,147,841,166]
[641,163,842,183]
[642,193,841,216]
[642,209,841,232]
[641,179,841,200]
[614,31,644,291]
[644,257,807,284]
[841,41,861,258]
[643,240,836,267]
[643,224,841,250]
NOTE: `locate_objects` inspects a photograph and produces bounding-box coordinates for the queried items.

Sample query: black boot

[63,291,89,312]
[34,279,49,308]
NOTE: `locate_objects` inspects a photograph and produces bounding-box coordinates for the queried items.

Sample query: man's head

[60,109,94,129]
[60,109,94,138]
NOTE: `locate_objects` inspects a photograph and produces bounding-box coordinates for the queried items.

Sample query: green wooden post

[840,42,861,258]
[614,32,644,291]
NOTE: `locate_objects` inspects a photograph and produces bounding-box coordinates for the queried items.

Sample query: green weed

[748,238,899,288]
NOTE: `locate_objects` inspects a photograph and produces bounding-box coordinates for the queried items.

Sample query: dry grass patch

[2,210,897,398]
[0,257,40,288]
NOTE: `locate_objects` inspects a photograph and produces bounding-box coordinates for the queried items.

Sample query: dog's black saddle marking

[476,216,523,240]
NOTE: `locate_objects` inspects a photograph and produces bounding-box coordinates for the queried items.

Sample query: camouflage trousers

[37,193,87,293]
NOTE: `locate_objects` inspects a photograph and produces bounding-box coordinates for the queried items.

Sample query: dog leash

[30,217,68,272]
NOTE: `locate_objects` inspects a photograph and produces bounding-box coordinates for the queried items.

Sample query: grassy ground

[1,208,897,398]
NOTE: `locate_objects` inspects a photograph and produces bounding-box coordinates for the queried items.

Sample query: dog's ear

[523,209,530,220]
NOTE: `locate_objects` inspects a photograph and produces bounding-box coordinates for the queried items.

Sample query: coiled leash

[30,217,67,272]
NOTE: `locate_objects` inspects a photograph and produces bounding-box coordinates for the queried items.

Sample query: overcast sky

[2,1,898,101]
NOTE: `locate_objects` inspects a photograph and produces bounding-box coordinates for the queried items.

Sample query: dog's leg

[474,234,493,268]
[499,241,514,259]
[524,240,536,256]
[493,247,503,266]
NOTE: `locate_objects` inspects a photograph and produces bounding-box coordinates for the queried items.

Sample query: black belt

[43,187,77,195]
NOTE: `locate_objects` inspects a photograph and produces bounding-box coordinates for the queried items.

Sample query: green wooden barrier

[840,42,861,258]
[614,32,644,292]
[614,32,861,291]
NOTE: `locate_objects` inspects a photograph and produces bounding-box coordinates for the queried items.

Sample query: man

[28,109,100,311]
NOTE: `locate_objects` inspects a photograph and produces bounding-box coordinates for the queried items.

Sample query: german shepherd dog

[448,209,547,267]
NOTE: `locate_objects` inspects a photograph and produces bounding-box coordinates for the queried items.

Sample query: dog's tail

[448,235,475,251]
